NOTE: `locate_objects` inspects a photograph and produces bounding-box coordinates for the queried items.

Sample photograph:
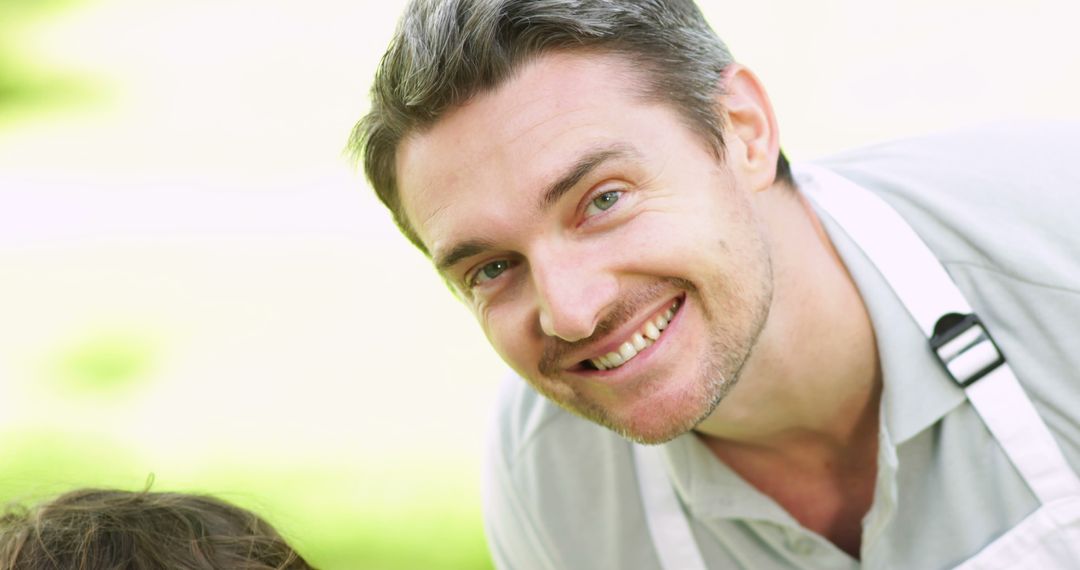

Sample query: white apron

[633,164,1080,569]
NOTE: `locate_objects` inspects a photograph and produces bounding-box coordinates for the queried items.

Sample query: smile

[587,298,681,371]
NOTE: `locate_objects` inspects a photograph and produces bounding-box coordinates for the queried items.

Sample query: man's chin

[528,365,733,444]
[555,392,717,446]
[616,406,718,445]
[617,427,689,446]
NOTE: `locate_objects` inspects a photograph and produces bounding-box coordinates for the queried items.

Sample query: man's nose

[531,251,618,342]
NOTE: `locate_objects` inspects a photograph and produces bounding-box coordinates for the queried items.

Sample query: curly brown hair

[0,488,315,570]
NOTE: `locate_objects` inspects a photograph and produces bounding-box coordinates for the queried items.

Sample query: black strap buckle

[929,313,1005,387]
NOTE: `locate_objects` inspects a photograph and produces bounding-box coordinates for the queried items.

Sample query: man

[353,1,1080,568]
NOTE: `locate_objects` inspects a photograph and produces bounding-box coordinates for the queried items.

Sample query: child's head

[0,488,314,569]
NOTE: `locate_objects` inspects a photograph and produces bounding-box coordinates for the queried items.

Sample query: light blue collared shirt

[482,122,1080,569]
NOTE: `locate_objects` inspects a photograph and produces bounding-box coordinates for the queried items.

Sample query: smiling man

[352,1,1080,568]
[400,51,788,447]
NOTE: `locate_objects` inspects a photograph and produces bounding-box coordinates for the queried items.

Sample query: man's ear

[718,64,782,193]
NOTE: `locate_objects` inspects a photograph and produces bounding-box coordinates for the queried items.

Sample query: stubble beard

[531,266,774,445]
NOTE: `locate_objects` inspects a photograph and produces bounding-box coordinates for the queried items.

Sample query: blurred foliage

[48,332,155,395]
[0,431,139,495]
[0,0,98,123]
[0,432,494,569]
[0,1,496,567]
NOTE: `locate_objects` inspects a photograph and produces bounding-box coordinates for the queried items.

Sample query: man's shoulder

[482,375,654,569]
[484,374,640,518]
[817,120,1079,184]
[816,120,1080,210]
[487,374,631,474]
[816,121,1080,214]
[815,122,1080,475]
[816,121,1080,290]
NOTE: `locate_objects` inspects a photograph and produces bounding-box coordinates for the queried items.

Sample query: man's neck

[696,397,880,558]
[692,183,883,557]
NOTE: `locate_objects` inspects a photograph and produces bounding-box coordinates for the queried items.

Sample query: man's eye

[470,260,510,287]
[584,190,622,217]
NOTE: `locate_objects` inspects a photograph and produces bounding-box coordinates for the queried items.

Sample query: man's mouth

[584,298,681,371]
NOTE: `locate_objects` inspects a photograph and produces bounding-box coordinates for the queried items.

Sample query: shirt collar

[803,166,967,444]
[662,432,796,524]
[658,165,966,519]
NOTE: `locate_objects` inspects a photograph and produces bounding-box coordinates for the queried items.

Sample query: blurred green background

[0,1,1076,568]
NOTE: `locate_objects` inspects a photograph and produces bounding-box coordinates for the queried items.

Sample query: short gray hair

[351,0,791,253]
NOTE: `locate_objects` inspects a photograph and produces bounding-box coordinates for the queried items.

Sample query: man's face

[396,53,774,443]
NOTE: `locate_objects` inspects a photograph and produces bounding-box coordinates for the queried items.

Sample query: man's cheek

[484,320,532,371]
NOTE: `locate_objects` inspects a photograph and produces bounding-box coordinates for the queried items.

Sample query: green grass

[0,432,494,570]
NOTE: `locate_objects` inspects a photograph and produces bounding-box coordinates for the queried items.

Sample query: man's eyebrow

[433,144,637,275]
[538,143,638,211]
[434,238,496,274]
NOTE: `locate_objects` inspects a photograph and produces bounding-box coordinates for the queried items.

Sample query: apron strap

[796,163,1080,504]
[633,444,708,570]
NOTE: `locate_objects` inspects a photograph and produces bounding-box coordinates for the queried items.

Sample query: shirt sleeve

[482,451,561,570]
[480,376,564,570]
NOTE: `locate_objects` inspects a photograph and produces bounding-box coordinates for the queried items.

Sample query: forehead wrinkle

[417,199,450,230]
[407,55,650,274]
[402,181,450,256]
[401,133,491,258]
[503,100,591,146]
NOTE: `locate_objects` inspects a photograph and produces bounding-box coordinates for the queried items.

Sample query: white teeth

[654,315,668,330]
[588,299,681,372]
[644,322,661,340]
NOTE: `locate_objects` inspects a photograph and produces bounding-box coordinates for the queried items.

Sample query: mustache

[537,278,694,375]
